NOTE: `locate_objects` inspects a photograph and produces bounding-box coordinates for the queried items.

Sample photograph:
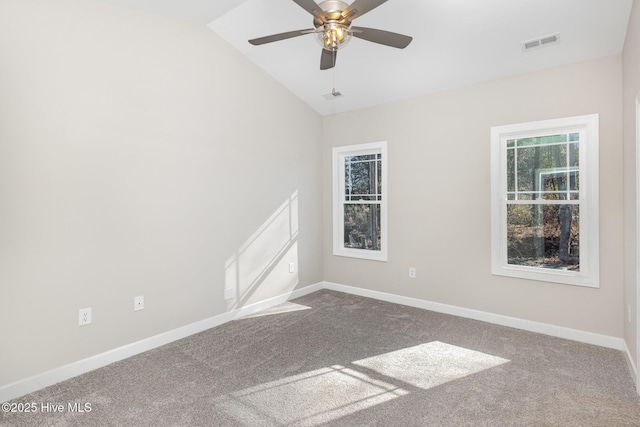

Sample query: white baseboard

[0,282,323,403]
[0,280,633,403]
[623,341,638,388]
[322,281,628,351]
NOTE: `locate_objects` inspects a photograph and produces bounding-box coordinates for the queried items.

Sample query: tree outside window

[333,142,387,261]
[491,115,599,287]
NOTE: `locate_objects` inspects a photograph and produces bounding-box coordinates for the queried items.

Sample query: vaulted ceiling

[99,0,633,115]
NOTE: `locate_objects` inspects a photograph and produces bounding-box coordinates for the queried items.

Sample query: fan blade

[249,29,314,45]
[340,0,388,22]
[292,0,328,22]
[351,26,413,48]
[320,49,337,70]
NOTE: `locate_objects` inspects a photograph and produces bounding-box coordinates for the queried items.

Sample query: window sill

[333,248,388,262]
[492,264,599,288]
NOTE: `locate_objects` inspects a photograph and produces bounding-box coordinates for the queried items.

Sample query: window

[491,115,599,287]
[332,141,387,261]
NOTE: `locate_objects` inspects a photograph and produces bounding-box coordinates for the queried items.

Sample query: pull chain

[331,49,338,95]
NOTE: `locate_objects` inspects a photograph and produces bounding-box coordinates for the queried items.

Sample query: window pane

[507,204,579,271]
[516,134,567,146]
[507,148,515,192]
[516,145,567,193]
[541,193,568,201]
[540,172,567,192]
[345,155,381,201]
[516,147,536,191]
[569,142,579,167]
[377,154,382,195]
[344,204,381,251]
[569,170,579,192]
[346,154,376,162]
[515,193,534,200]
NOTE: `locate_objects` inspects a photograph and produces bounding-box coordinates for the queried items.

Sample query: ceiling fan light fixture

[248,0,413,70]
[315,22,352,50]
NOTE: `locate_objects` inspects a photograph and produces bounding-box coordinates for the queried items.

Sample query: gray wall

[322,55,624,338]
[623,0,640,375]
[0,0,323,386]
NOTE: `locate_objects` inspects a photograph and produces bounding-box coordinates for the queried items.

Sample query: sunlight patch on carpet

[242,302,311,318]
[353,341,510,390]
[214,364,409,426]
[213,341,509,426]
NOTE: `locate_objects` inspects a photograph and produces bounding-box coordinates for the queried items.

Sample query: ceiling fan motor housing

[314,1,351,26]
[314,0,352,51]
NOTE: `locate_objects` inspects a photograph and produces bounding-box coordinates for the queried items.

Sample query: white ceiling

[100,0,633,116]
[97,0,245,24]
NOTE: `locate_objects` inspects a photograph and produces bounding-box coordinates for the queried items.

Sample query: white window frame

[332,141,388,261]
[490,114,599,287]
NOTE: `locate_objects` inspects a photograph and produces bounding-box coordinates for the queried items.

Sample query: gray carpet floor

[2,289,639,426]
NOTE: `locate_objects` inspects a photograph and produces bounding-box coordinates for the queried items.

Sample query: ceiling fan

[248,0,413,70]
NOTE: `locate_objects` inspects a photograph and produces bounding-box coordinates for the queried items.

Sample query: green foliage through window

[343,154,382,250]
[505,133,580,270]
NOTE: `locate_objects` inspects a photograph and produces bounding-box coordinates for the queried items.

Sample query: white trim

[624,340,638,389]
[0,282,323,403]
[332,141,388,262]
[322,281,626,351]
[490,114,599,288]
[1,280,628,403]
[636,95,640,394]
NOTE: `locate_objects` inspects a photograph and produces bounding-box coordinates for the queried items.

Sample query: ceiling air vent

[522,33,560,52]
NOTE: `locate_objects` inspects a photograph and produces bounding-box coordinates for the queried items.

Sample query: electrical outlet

[134,295,144,311]
[289,262,295,273]
[409,267,416,278]
[79,307,92,326]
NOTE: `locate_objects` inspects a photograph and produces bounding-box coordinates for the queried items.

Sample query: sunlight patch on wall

[224,191,299,307]
[212,341,510,426]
